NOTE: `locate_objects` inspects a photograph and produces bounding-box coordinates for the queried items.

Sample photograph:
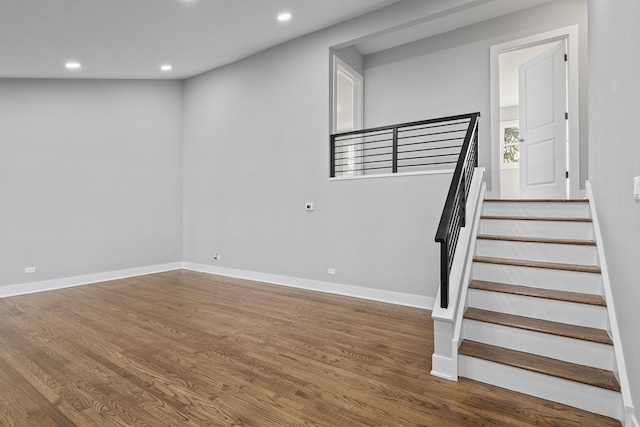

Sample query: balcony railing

[330,114,478,178]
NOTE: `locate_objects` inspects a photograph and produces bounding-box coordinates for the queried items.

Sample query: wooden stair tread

[477,234,596,246]
[459,340,620,392]
[464,308,612,345]
[469,280,606,306]
[484,198,588,203]
[481,215,592,222]
[473,256,601,274]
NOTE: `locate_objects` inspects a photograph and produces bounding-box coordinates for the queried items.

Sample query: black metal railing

[434,112,480,309]
[330,114,478,178]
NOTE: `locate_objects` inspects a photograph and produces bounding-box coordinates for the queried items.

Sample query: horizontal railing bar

[335,137,393,147]
[338,148,461,163]
[337,135,465,150]
[336,160,457,172]
[335,152,392,161]
[398,153,458,162]
[337,165,391,172]
[335,159,459,174]
[339,141,462,158]
[335,124,467,143]
[334,130,393,142]
[397,120,470,133]
[397,144,461,155]
[398,160,457,168]
[397,128,468,140]
[357,158,394,166]
[335,146,392,155]
[398,137,465,148]
[331,113,477,139]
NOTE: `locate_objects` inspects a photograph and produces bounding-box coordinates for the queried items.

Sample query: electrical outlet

[214,253,221,260]
[25,267,36,274]
[328,268,336,275]
[305,203,314,211]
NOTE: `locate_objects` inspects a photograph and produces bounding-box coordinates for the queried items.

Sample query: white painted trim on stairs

[0,262,183,299]
[459,354,623,420]
[631,413,639,427]
[183,262,434,310]
[431,167,485,380]
[586,180,635,426]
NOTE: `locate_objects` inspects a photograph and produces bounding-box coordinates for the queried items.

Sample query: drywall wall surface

[181,0,506,299]
[0,79,183,287]
[182,15,461,297]
[588,0,640,410]
[333,46,364,76]
[363,0,588,191]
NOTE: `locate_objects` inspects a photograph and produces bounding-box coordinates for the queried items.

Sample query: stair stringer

[431,168,485,380]
[587,181,636,426]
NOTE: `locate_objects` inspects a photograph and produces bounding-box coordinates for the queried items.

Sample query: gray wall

[182,6,469,297]
[588,0,640,409]
[363,0,588,191]
[332,45,364,76]
[0,79,184,286]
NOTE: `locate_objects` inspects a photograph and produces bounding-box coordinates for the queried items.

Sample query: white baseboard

[183,262,434,310]
[0,262,183,299]
[431,354,455,380]
[1,261,434,311]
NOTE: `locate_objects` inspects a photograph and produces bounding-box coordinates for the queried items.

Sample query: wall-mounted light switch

[634,176,640,201]
[25,267,36,274]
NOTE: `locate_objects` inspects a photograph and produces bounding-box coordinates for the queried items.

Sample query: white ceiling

[355,0,557,55]
[0,0,402,79]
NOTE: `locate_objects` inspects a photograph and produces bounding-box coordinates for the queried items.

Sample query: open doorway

[490,26,580,199]
[498,41,559,198]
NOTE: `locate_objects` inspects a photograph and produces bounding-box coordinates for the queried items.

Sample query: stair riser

[458,355,622,420]
[476,239,598,265]
[467,289,608,329]
[472,263,603,295]
[479,219,594,240]
[462,319,614,370]
[482,202,590,218]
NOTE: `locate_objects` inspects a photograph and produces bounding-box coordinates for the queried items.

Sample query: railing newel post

[330,136,336,178]
[392,127,398,174]
[440,240,449,309]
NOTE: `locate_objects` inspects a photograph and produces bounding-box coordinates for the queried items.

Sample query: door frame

[332,55,364,134]
[489,25,580,199]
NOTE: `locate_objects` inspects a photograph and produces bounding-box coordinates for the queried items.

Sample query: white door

[518,41,567,199]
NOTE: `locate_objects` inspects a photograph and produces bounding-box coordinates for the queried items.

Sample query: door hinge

[564,54,568,61]
[565,112,569,120]
[566,171,569,179]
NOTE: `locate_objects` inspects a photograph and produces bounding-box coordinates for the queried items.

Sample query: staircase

[458,198,623,420]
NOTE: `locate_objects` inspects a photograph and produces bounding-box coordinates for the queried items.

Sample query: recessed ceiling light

[161,64,173,71]
[277,12,292,22]
[65,62,81,69]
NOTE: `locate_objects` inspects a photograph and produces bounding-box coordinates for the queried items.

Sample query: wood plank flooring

[0,270,621,426]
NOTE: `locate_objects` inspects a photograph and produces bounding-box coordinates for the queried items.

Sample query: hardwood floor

[0,270,620,426]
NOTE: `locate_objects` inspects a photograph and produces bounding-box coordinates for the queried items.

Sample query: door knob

[518,138,525,143]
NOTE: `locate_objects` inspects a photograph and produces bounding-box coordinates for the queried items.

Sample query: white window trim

[500,120,520,170]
